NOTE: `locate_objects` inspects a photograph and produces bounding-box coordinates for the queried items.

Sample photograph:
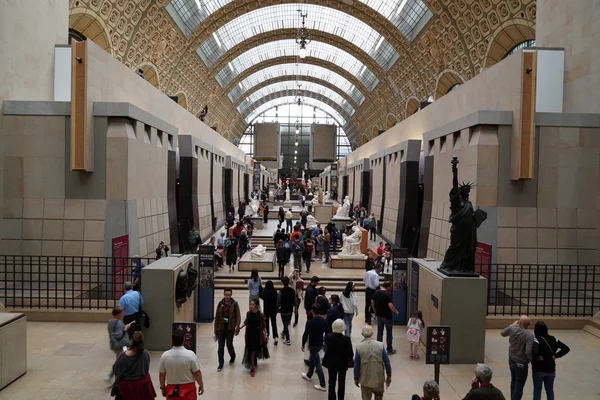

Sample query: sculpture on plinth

[285,187,291,202]
[250,244,267,259]
[249,196,260,216]
[334,196,351,218]
[306,214,318,229]
[438,157,487,277]
[339,225,363,257]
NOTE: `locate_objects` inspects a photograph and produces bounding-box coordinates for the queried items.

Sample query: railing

[0,256,153,310]
[479,264,600,317]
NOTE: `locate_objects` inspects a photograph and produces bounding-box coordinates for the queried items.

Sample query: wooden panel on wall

[519,51,537,179]
[71,40,87,170]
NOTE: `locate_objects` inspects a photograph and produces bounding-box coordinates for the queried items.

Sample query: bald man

[501,315,533,400]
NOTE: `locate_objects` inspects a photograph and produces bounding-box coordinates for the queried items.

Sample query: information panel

[197,246,215,322]
[172,322,197,353]
[253,162,261,192]
[330,163,338,197]
[425,326,451,365]
[391,247,408,324]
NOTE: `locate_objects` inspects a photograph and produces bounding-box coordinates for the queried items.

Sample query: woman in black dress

[260,280,279,345]
[236,298,269,377]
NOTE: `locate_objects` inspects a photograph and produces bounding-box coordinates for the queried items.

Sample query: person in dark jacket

[225,234,238,272]
[304,276,320,319]
[155,241,169,260]
[316,286,331,314]
[276,240,288,278]
[462,364,505,400]
[225,212,235,230]
[259,280,279,345]
[278,276,296,345]
[263,202,269,223]
[531,321,570,400]
[301,305,329,392]
[322,319,354,400]
[214,289,241,372]
[239,232,249,259]
[326,294,345,330]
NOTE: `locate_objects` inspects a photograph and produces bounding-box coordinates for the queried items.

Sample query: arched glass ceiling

[214,40,379,90]
[167,0,430,41]
[197,3,399,71]
[228,63,365,106]
[237,81,355,115]
[246,97,347,126]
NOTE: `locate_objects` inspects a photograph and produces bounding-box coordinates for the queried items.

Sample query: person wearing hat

[155,241,170,260]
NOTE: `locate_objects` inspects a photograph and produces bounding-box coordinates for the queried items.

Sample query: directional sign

[426,325,451,365]
[173,322,197,353]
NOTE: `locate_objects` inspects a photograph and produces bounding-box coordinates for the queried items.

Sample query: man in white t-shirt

[158,331,204,399]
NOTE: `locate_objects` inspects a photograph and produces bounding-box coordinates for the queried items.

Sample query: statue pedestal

[249,216,264,230]
[283,201,293,209]
[238,251,275,272]
[314,205,333,223]
[330,216,353,231]
[331,255,367,269]
[410,258,487,364]
[358,226,368,254]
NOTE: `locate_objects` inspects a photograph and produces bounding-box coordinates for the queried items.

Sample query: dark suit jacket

[322,333,353,371]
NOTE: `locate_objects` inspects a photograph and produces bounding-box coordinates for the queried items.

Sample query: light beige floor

[2,291,599,399]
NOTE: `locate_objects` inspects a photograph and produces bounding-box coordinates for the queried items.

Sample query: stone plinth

[249,216,264,230]
[358,226,368,254]
[238,251,275,272]
[314,205,333,224]
[142,255,197,351]
[0,313,27,389]
[411,258,487,364]
[331,255,367,269]
[331,217,353,231]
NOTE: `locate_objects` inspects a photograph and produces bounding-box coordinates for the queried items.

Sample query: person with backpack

[292,236,305,271]
[531,321,570,400]
[303,238,314,273]
[225,233,238,272]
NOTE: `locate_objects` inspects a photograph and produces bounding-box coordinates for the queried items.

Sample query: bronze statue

[438,157,487,276]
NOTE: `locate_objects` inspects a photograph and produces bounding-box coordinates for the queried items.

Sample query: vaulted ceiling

[69,0,536,148]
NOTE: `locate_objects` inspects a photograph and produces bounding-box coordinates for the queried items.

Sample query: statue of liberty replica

[438,157,487,277]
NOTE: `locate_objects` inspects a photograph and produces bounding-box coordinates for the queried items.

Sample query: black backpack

[293,240,302,254]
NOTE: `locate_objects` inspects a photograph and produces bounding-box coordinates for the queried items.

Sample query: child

[407,310,425,359]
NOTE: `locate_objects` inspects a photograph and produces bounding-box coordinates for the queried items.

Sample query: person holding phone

[105,306,132,383]
[462,364,505,400]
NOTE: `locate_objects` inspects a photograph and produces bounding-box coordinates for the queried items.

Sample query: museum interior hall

[0,0,599,399]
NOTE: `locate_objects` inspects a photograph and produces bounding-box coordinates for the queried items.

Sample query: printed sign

[474,242,491,280]
[330,163,338,194]
[391,247,409,324]
[392,248,408,271]
[426,326,451,365]
[172,322,197,353]
[253,162,261,192]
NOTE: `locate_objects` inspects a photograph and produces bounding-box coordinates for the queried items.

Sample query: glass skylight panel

[214,40,379,90]
[197,3,399,70]
[237,81,355,115]
[246,97,346,126]
[228,63,365,105]
[358,0,430,40]
[166,0,230,37]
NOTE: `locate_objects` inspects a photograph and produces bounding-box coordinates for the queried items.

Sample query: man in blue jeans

[371,282,399,355]
[301,305,329,392]
[501,315,534,400]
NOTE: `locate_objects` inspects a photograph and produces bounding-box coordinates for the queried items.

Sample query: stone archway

[69,9,112,55]
[175,92,188,110]
[386,114,398,129]
[484,19,536,68]
[134,62,160,90]
[405,97,420,118]
[434,69,465,100]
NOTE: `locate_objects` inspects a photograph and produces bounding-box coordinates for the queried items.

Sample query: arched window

[504,39,536,59]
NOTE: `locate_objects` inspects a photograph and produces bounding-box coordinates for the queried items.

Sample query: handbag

[138,292,150,328]
[110,352,142,397]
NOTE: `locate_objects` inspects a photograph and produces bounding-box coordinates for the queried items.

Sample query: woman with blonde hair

[322,319,354,400]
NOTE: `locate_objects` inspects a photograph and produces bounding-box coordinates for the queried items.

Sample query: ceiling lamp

[296,11,311,59]
[295,141,298,146]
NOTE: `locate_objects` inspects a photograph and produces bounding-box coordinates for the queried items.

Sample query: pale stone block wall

[369,157,384,234]
[382,150,402,243]
[426,126,500,260]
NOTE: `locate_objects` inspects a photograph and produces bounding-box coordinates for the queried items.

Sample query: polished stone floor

[1,291,599,399]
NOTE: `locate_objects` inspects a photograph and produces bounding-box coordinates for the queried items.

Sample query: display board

[391,247,408,324]
[172,322,197,353]
[311,124,336,162]
[254,123,279,161]
[197,245,215,322]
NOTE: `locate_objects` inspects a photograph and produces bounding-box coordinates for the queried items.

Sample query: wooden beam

[71,40,87,170]
[518,51,536,179]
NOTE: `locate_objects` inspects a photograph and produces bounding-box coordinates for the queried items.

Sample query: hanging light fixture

[296,11,311,59]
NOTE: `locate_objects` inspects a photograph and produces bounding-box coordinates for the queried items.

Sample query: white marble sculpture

[310,196,319,206]
[250,244,266,259]
[318,188,324,205]
[334,196,351,218]
[249,196,260,216]
[339,225,363,257]
[324,191,331,203]
[306,214,318,229]
[285,187,291,202]
[268,189,274,198]
[307,178,312,189]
